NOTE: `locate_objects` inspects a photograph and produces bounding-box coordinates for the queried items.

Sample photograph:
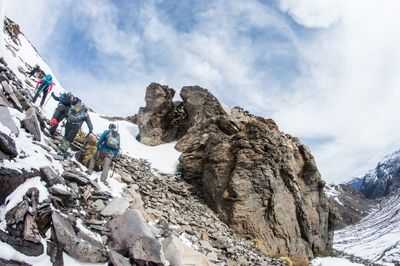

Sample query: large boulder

[51,211,108,263]
[21,107,41,141]
[0,106,19,136]
[0,130,18,160]
[162,235,213,266]
[108,209,163,265]
[136,83,187,145]
[135,85,336,263]
[40,166,65,187]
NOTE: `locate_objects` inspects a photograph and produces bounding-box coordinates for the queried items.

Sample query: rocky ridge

[137,84,338,263]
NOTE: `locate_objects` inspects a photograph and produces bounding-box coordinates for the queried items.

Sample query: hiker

[32,74,53,107]
[28,64,41,77]
[57,100,93,158]
[49,92,79,136]
[86,123,120,184]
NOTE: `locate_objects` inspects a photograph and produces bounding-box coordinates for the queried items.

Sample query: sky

[3,0,400,184]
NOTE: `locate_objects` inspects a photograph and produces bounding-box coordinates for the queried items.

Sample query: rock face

[138,85,336,262]
[136,83,187,146]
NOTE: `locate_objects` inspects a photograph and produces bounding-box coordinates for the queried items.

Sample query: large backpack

[59,93,71,105]
[42,75,52,85]
[105,130,120,149]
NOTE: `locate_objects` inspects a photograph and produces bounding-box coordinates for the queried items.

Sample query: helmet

[109,123,117,130]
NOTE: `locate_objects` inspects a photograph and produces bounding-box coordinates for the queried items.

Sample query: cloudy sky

[3,0,400,183]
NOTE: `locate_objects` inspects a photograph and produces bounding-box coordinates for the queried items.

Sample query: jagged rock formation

[325,184,378,229]
[136,83,188,145]
[138,85,337,262]
[349,149,400,199]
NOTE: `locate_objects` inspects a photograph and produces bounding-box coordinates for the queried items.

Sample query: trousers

[87,150,114,182]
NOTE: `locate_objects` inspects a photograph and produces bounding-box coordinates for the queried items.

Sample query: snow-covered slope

[0,18,180,174]
[334,190,400,265]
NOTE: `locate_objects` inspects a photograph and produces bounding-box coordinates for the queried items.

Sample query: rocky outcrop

[137,85,336,262]
[136,83,187,145]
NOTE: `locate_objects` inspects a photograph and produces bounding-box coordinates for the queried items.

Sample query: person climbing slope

[28,64,41,77]
[49,92,79,136]
[32,74,53,107]
[57,100,93,158]
[86,123,120,184]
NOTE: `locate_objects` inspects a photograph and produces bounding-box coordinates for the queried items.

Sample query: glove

[51,92,55,97]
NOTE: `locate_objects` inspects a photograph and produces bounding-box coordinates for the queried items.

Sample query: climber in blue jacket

[86,123,120,184]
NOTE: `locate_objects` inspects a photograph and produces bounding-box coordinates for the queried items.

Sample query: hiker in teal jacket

[86,123,120,184]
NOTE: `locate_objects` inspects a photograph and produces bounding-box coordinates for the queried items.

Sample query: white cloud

[72,0,140,61]
[275,0,400,182]
[3,0,67,50]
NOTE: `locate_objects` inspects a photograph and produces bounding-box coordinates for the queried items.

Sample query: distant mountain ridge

[348,149,400,199]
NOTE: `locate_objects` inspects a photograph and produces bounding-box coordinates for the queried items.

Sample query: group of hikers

[30,68,120,184]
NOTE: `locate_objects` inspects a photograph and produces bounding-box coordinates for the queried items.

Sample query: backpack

[105,131,120,149]
[59,93,71,105]
[42,75,52,85]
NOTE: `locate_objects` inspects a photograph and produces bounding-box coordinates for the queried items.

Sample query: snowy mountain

[0,16,366,266]
[350,149,400,199]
